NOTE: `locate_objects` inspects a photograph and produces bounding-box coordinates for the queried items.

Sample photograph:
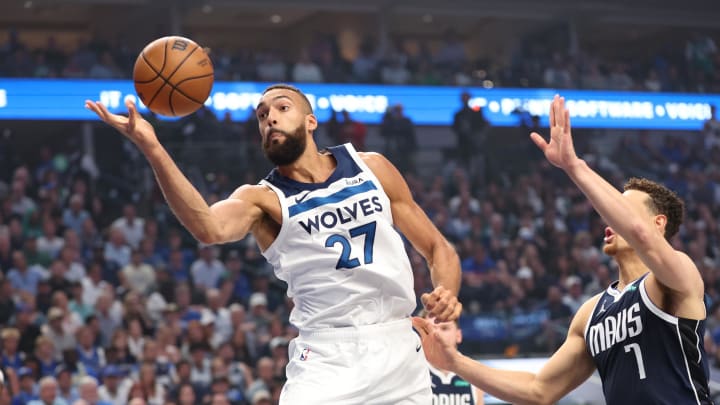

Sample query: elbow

[628,221,654,247]
[194,228,224,245]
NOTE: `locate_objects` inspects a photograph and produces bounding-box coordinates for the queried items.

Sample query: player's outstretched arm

[361,152,462,322]
[530,95,703,299]
[413,296,598,405]
[86,100,264,244]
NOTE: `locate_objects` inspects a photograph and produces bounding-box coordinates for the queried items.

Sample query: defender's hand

[421,285,462,322]
[85,99,159,150]
[412,317,459,370]
[530,95,580,171]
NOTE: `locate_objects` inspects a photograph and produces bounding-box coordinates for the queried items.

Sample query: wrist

[563,157,586,176]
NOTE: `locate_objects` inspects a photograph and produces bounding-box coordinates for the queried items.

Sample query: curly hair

[624,177,684,240]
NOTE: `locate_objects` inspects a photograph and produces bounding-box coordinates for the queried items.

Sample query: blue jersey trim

[288,181,377,217]
[262,145,362,197]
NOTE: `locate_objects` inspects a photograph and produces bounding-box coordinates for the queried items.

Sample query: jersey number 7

[325,221,377,270]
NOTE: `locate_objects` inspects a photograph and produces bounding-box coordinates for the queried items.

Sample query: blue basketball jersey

[429,365,478,405]
[585,274,713,404]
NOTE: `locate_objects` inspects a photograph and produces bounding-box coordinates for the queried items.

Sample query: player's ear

[655,214,667,232]
[306,114,318,132]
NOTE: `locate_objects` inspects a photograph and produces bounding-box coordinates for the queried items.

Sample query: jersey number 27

[325,221,376,270]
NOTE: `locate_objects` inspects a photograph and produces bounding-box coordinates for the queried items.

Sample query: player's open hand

[421,286,462,323]
[530,95,580,171]
[85,99,159,150]
[412,317,458,370]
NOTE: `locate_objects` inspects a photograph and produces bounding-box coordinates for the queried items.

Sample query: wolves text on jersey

[298,196,383,235]
[587,302,643,357]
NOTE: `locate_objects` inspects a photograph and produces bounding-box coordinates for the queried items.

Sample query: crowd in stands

[1,28,719,92]
[1,24,720,405]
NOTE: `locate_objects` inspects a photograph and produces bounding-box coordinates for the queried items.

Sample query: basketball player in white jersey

[85,83,462,404]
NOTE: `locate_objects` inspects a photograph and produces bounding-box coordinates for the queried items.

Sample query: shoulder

[227,184,277,206]
[358,151,396,178]
[569,293,603,336]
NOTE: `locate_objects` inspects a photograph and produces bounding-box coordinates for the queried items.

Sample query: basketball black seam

[146,44,204,111]
[146,40,172,108]
[171,73,214,103]
[136,54,162,83]
[136,41,169,84]
[168,73,214,116]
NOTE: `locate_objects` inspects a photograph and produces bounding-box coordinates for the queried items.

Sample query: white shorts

[280,318,432,405]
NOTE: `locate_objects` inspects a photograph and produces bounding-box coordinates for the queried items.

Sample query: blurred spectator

[111,205,144,250]
[190,245,225,291]
[7,251,45,296]
[380,104,416,173]
[291,49,323,83]
[452,92,488,170]
[120,250,155,296]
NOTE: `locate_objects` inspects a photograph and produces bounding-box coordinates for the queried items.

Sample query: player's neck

[276,143,337,183]
[614,252,649,290]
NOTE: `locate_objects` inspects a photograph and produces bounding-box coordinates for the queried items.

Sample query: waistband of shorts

[297,318,413,341]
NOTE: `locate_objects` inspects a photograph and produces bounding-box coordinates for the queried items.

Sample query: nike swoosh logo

[294,191,311,204]
[416,344,422,352]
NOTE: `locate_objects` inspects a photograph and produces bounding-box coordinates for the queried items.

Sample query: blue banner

[0,78,717,130]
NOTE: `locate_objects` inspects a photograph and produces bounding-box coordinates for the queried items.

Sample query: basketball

[133,36,214,117]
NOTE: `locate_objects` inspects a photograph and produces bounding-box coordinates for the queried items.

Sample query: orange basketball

[133,36,214,117]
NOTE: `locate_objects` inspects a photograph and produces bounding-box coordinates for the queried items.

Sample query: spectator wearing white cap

[41,307,76,359]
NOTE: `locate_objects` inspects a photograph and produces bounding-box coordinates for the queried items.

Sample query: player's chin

[602,243,617,256]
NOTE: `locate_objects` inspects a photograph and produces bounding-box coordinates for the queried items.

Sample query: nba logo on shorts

[299,347,311,361]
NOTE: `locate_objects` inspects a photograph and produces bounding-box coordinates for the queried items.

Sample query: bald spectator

[28,376,68,405]
[76,376,112,405]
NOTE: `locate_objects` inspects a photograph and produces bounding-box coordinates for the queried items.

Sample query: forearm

[565,159,648,244]
[428,239,461,296]
[142,144,222,244]
[453,354,545,405]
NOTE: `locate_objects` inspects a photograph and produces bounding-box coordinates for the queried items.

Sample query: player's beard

[263,123,307,166]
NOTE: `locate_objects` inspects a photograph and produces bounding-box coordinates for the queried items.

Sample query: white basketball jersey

[259,143,416,330]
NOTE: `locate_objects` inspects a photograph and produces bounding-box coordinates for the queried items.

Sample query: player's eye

[280,105,290,111]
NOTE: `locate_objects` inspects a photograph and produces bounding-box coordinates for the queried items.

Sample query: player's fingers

[530,132,547,151]
[564,109,571,134]
[554,96,564,128]
[449,302,463,321]
[549,96,556,127]
[411,317,430,337]
[434,300,456,322]
[422,292,438,311]
[126,100,137,130]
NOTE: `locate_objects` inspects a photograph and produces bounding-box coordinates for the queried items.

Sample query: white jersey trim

[639,277,678,325]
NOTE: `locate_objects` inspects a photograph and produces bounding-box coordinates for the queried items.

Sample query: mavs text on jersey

[585,273,713,404]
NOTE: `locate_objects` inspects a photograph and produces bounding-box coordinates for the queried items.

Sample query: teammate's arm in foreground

[363,153,462,322]
[530,96,704,317]
[85,100,266,245]
[413,296,598,405]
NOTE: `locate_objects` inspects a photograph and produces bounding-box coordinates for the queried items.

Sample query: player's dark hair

[624,177,684,240]
[262,83,313,114]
